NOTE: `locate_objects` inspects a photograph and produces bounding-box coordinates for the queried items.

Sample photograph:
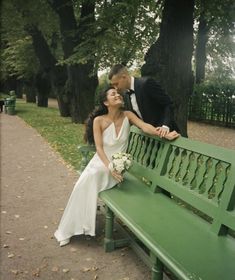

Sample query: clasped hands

[108,162,124,183]
[156,126,180,140]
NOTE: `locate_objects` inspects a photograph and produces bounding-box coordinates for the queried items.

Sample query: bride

[54,86,179,247]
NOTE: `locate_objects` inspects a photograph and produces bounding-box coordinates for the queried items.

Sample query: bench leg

[104,206,115,252]
[151,253,163,280]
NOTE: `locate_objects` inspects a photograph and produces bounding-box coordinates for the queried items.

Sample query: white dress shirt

[130,76,143,119]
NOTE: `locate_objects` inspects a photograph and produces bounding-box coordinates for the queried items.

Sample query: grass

[16,99,86,171]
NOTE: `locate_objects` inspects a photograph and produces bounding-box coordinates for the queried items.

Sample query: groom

[109,64,179,137]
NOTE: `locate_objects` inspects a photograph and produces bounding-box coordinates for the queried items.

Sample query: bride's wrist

[108,162,114,172]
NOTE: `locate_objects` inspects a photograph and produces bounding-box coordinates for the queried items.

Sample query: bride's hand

[164,130,180,140]
[111,170,123,183]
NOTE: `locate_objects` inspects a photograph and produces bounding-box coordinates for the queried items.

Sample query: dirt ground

[1,105,234,280]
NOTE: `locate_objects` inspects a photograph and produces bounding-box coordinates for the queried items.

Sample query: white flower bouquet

[108,152,132,174]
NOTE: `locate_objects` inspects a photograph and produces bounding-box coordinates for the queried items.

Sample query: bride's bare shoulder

[94,115,110,129]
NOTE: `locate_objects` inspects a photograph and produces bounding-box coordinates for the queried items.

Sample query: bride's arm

[125,111,179,140]
[93,116,110,168]
[93,117,123,182]
[125,111,160,136]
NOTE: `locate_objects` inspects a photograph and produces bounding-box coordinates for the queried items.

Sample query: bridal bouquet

[108,152,132,174]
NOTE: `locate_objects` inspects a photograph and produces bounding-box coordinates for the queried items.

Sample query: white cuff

[162,125,169,132]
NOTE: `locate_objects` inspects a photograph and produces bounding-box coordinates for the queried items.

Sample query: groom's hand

[156,126,169,138]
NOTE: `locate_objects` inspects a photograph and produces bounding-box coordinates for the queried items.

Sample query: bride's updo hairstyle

[85,86,114,144]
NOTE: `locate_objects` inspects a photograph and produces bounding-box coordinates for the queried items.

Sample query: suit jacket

[125,77,178,131]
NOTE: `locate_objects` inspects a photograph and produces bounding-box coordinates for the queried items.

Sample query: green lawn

[16,99,86,171]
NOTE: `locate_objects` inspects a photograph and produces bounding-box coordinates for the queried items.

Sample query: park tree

[67,0,162,71]
[195,0,235,84]
[53,0,99,123]
[1,0,99,121]
[0,1,39,102]
[141,0,194,136]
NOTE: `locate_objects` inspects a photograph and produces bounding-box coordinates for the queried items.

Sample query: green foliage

[1,0,234,92]
[189,80,235,126]
[194,80,235,98]
[65,0,162,70]
[194,0,235,80]
[0,0,62,81]
[16,99,86,170]
[1,36,39,79]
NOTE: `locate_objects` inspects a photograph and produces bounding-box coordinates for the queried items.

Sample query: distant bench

[97,126,235,280]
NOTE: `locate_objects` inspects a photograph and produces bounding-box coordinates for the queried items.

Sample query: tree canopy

[0,0,234,131]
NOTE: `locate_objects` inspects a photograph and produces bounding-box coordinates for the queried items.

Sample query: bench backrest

[126,126,235,236]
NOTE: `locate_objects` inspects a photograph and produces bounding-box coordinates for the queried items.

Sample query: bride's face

[105,88,123,107]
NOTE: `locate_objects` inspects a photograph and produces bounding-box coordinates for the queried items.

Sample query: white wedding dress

[54,116,130,243]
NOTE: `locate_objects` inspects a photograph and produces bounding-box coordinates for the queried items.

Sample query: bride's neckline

[104,115,127,138]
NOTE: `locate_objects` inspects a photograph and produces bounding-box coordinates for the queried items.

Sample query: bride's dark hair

[85,86,115,144]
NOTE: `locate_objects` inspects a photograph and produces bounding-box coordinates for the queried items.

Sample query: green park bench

[78,125,235,280]
[100,126,235,280]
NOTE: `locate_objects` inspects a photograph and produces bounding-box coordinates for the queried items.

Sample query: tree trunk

[16,79,23,98]
[51,0,98,123]
[2,76,17,94]
[25,25,69,115]
[51,65,70,117]
[24,78,37,103]
[195,6,209,84]
[35,71,51,107]
[141,0,194,137]
[67,63,98,123]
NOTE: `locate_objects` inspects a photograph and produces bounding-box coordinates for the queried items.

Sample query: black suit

[125,77,178,131]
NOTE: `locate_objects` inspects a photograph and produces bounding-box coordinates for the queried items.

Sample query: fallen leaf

[82,267,91,272]
[52,266,59,272]
[92,266,99,271]
[32,268,40,277]
[70,247,77,253]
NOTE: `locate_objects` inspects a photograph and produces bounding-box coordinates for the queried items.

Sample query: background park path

[1,105,234,280]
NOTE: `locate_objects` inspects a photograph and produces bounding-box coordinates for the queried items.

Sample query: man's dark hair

[108,64,127,80]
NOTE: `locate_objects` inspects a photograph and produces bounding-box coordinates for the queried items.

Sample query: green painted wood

[100,176,235,280]
[99,126,235,280]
